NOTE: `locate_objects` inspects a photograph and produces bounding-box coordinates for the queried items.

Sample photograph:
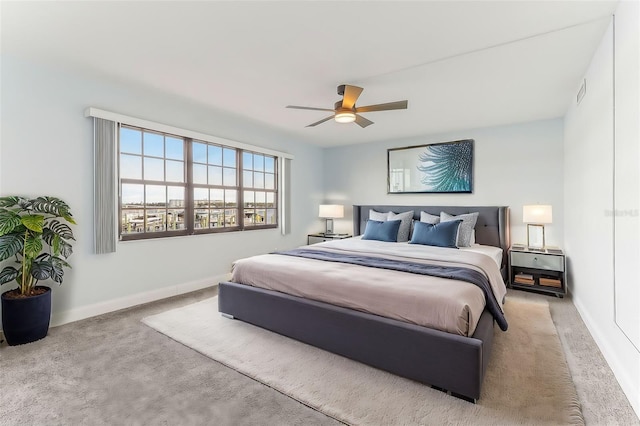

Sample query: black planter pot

[1,286,52,346]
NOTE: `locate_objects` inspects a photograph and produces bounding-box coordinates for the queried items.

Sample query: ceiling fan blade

[286,105,335,112]
[306,115,334,127]
[355,100,408,113]
[354,114,374,128]
[341,85,364,110]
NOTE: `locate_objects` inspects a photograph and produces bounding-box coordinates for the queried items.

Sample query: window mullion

[186,138,194,235]
[238,149,244,230]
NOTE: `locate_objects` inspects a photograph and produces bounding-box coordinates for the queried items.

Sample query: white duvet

[231,238,507,337]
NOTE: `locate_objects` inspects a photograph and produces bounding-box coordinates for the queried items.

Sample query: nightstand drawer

[511,252,564,272]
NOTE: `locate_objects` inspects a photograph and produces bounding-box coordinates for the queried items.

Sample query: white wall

[613,0,640,355]
[0,55,324,324]
[323,119,564,247]
[564,5,640,417]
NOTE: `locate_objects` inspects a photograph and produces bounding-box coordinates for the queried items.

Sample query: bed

[218,205,510,402]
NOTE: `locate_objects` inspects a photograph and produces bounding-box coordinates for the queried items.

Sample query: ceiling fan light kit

[334,110,356,123]
[286,84,408,128]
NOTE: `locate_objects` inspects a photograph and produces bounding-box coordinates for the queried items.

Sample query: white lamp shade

[319,204,344,218]
[523,205,552,224]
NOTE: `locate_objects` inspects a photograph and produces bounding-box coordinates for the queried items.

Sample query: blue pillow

[362,219,401,242]
[409,220,462,248]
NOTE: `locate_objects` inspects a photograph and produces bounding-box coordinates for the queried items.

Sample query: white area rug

[143,295,583,425]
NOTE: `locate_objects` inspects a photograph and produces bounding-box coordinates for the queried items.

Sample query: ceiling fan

[286,84,408,128]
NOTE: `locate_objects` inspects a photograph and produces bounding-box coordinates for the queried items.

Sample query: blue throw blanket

[276,248,508,331]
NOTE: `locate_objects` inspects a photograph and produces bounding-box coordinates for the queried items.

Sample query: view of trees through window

[119,125,277,240]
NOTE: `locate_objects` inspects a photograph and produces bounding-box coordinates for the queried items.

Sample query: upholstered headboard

[353,205,510,279]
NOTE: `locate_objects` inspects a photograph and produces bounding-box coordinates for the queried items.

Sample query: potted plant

[0,196,75,345]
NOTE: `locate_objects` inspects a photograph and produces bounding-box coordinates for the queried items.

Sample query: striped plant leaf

[48,220,75,240]
[49,261,65,283]
[42,228,55,245]
[0,266,19,285]
[0,210,22,236]
[0,196,23,208]
[52,234,61,256]
[30,260,53,281]
[31,197,68,215]
[0,233,24,262]
[59,240,73,259]
[24,234,43,259]
[31,197,77,224]
[51,256,71,269]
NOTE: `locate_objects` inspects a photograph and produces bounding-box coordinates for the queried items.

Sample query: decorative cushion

[409,220,462,248]
[362,220,401,243]
[440,211,479,247]
[420,211,440,224]
[369,210,388,222]
[387,210,413,242]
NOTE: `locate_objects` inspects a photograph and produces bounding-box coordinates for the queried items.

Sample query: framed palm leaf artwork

[387,139,473,193]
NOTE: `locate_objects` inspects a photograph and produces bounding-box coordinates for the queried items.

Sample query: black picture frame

[387,139,474,194]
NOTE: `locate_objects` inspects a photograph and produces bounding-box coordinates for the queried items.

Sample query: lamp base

[526,224,546,250]
[526,247,546,252]
[325,218,334,235]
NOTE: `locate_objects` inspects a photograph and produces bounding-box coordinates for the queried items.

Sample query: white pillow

[420,211,440,224]
[369,209,388,222]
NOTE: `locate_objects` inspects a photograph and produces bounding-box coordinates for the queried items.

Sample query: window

[192,141,238,231]
[119,125,277,240]
[243,151,277,227]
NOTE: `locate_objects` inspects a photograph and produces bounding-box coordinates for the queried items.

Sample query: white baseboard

[50,273,230,327]
[572,296,640,418]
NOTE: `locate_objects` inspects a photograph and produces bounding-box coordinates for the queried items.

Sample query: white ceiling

[2,1,617,147]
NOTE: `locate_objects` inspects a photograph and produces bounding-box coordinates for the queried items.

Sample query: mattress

[231,238,507,337]
[459,244,503,268]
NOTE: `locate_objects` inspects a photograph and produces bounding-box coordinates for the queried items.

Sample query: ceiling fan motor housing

[335,100,353,111]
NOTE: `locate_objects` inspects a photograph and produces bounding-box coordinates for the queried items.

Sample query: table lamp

[523,205,552,250]
[319,204,344,236]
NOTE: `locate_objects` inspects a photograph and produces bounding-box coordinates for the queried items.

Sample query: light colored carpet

[143,295,584,425]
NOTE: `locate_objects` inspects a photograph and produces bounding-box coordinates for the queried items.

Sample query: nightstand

[509,246,566,297]
[307,233,352,245]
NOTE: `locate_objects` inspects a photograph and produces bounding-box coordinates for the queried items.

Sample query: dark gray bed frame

[219,205,510,402]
